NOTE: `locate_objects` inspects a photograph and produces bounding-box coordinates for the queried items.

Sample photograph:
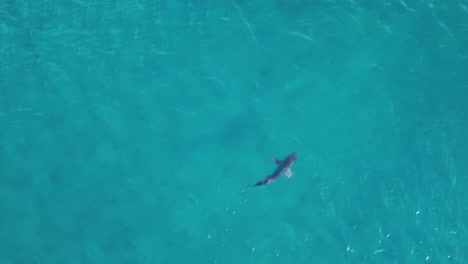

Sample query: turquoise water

[1,0,467,263]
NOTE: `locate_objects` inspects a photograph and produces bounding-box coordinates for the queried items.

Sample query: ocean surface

[1,0,467,263]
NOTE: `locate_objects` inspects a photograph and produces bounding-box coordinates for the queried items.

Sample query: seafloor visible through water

[0,1,467,263]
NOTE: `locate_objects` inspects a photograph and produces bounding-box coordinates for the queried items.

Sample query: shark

[242,152,297,192]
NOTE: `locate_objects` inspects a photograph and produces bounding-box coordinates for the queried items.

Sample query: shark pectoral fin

[284,168,292,178]
[272,158,281,164]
